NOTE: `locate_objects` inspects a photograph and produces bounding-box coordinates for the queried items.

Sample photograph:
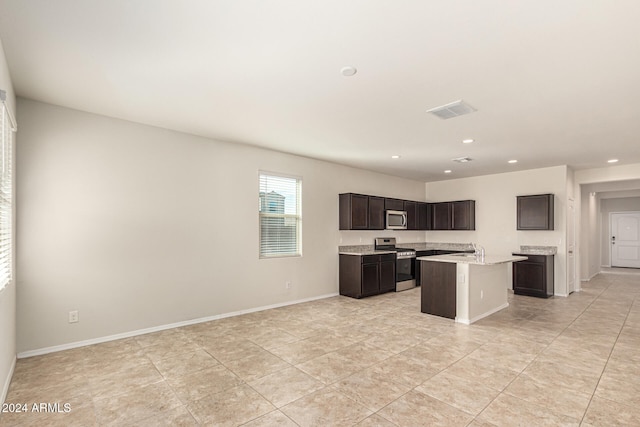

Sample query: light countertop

[515,245,557,255]
[339,242,474,255]
[417,254,528,265]
[339,250,396,256]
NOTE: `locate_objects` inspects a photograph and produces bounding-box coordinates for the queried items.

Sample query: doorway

[611,212,640,268]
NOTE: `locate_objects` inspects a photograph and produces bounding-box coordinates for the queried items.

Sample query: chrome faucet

[472,243,485,262]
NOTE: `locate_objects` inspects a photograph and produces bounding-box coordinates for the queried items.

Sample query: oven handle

[396,254,416,260]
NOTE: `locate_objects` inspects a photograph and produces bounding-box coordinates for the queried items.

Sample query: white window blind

[0,92,15,292]
[259,172,301,258]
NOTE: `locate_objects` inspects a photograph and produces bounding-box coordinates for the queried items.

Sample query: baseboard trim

[456,302,510,325]
[1,356,16,405]
[17,292,339,359]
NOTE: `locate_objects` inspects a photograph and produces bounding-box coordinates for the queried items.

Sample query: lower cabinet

[512,254,554,298]
[339,253,396,298]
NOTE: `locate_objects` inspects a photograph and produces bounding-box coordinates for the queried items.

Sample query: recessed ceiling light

[608,159,619,163]
[508,159,518,164]
[444,170,452,174]
[391,155,400,159]
[462,139,474,144]
[340,66,357,77]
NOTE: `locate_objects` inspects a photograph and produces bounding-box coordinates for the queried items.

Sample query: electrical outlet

[68,310,79,323]
[285,281,292,290]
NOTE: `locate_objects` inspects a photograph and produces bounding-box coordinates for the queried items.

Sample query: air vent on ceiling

[426,100,477,119]
[452,157,473,163]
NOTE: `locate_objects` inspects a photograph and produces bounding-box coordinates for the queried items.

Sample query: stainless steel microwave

[386,210,407,230]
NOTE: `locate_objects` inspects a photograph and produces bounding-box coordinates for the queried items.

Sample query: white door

[567,199,575,293]
[611,212,640,268]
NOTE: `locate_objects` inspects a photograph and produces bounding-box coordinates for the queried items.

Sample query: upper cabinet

[340,193,380,230]
[517,194,554,230]
[432,202,452,230]
[384,198,404,211]
[431,200,475,230]
[418,202,431,231]
[404,200,418,230]
[339,193,474,231]
[452,200,476,230]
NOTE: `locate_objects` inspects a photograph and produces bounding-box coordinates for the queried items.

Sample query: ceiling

[1,1,640,182]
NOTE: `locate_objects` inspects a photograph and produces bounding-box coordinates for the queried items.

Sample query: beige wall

[0,37,16,404]
[425,166,569,295]
[16,99,427,354]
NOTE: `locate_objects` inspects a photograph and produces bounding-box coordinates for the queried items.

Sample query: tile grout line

[578,278,639,426]
[468,281,610,425]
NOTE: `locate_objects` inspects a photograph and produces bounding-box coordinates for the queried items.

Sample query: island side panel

[421,260,457,319]
[468,263,510,323]
[455,263,470,324]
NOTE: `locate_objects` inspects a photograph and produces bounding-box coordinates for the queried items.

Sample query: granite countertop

[417,254,528,266]
[339,242,474,255]
[339,248,396,256]
[514,245,557,255]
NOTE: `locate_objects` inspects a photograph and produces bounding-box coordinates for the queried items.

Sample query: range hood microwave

[386,210,407,230]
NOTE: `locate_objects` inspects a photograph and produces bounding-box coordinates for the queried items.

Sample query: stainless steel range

[374,237,417,292]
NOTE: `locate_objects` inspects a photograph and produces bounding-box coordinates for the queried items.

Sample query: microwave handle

[402,214,407,227]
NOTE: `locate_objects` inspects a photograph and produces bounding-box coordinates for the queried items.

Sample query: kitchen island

[417,253,527,324]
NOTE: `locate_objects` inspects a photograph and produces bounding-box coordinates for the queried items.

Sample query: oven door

[396,256,416,291]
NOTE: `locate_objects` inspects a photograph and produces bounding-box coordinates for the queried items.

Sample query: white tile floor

[1,272,639,426]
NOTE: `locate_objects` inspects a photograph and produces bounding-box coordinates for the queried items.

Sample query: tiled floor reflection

[1,272,639,426]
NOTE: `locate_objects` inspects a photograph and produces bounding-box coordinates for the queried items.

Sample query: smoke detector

[427,100,477,119]
[452,157,473,163]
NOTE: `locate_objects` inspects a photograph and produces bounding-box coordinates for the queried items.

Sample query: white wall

[425,166,568,295]
[0,37,16,404]
[16,99,427,354]
[580,190,600,280]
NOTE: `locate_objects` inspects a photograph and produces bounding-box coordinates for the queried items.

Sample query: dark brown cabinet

[421,260,457,319]
[431,200,475,230]
[512,254,554,298]
[404,201,418,230]
[339,193,471,231]
[339,193,385,230]
[368,196,385,230]
[432,202,452,230]
[517,194,554,230]
[385,198,404,211]
[415,250,435,285]
[339,253,396,298]
[452,200,475,230]
[418,202,430,230]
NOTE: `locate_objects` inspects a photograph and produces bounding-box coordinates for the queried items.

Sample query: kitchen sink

[450,253,477,258]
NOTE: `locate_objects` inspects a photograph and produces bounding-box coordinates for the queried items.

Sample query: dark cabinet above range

[339,193,430,231]
[339,193,475,231]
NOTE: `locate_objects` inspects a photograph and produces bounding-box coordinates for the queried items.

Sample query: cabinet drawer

[363,253,395,264]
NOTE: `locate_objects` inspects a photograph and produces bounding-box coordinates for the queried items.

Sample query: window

[259,172,301,258]
[0,90,15,292]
